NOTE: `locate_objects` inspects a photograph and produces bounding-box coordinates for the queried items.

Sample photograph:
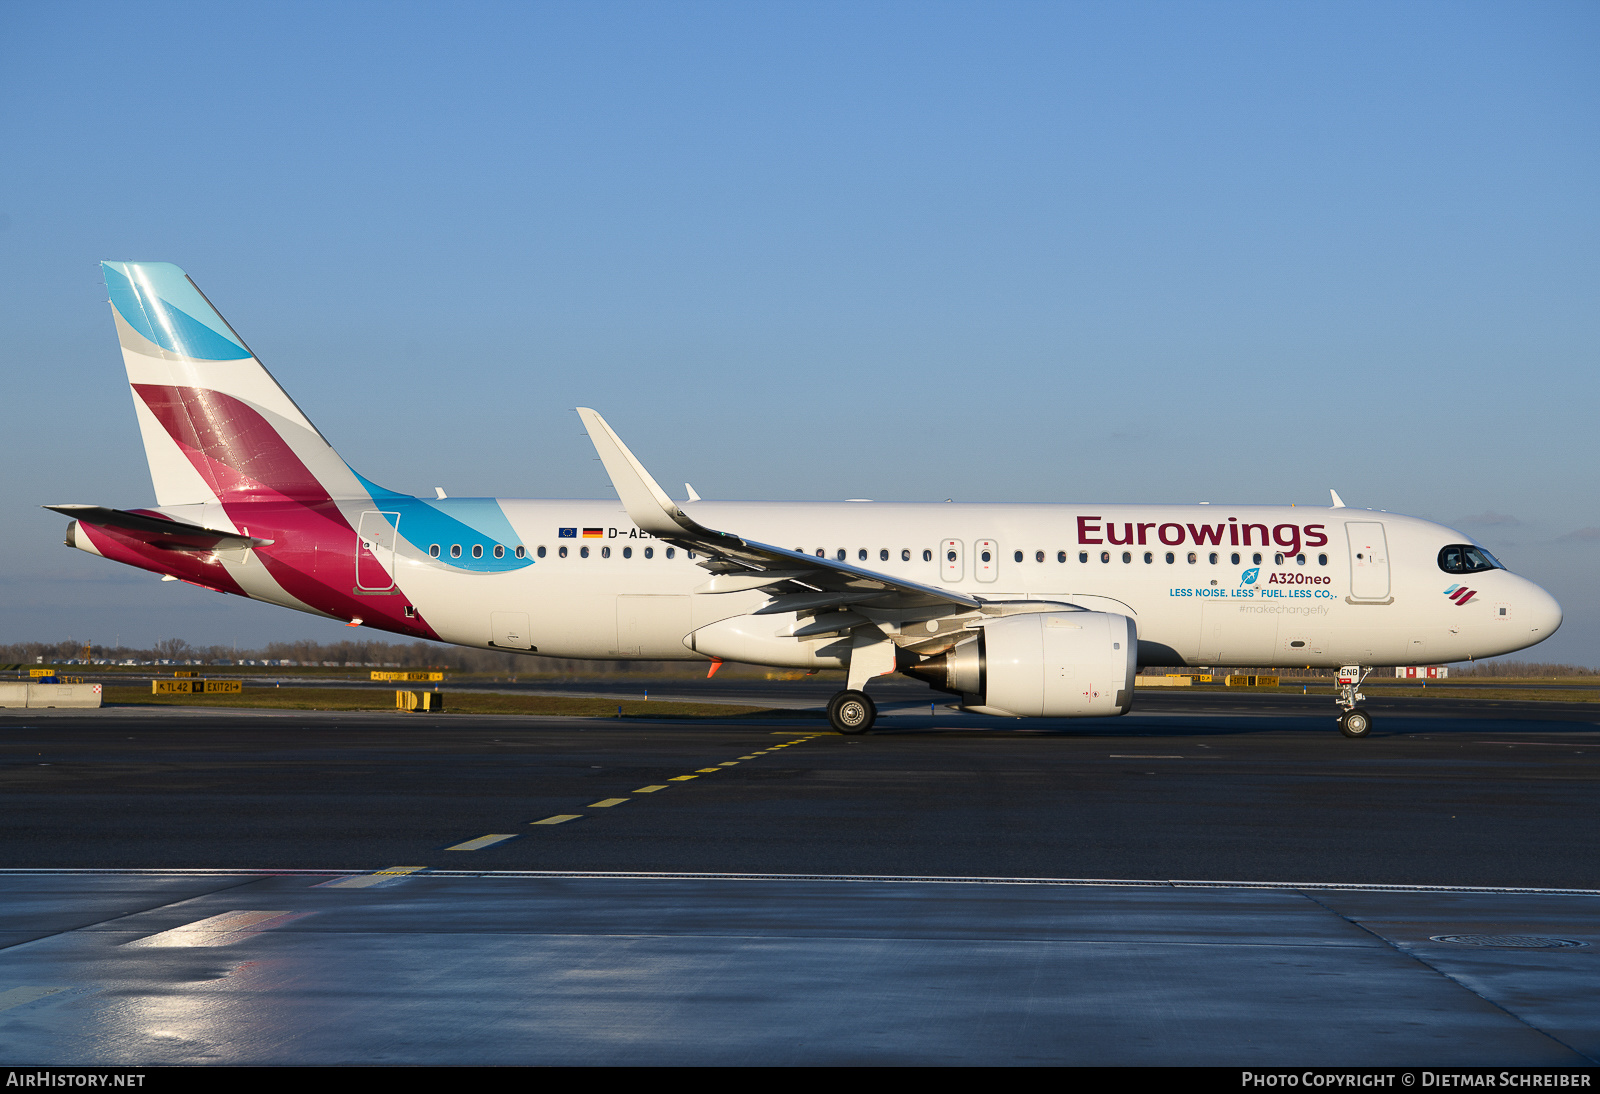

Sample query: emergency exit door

[940,539,963,582]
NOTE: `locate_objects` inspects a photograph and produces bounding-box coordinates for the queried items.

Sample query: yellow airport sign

[396,690,445,712]
[152,680,243,695]
[1225,675,1280,688]
[372,671,444,682]
[29,668,58,677]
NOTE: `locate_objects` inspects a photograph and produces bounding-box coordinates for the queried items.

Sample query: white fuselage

[365,500,1561,667]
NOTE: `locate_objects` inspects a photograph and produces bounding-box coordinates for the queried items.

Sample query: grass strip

[102,686,795,719]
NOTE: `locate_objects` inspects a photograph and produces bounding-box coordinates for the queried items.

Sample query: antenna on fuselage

[1329,489,1347,508]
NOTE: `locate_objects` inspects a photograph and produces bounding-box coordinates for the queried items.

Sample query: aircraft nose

[1525,581,1563,641]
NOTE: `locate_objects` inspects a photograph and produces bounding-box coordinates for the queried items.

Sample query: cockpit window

[1439,544,1504,574]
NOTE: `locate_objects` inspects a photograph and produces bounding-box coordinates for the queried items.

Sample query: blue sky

[2,1,1596,662]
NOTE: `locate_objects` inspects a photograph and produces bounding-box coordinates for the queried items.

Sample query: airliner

[49,262,1563,737]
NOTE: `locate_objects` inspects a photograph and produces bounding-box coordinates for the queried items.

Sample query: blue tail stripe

[103,262,252,361]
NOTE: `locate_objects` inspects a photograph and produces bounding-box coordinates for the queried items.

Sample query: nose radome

[1526,582,1563,640]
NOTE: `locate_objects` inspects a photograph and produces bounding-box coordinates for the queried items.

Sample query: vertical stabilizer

[102,261,365,506]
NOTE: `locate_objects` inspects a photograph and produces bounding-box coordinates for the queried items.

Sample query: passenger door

[1346,522,1391,602]
[357,511,399,591]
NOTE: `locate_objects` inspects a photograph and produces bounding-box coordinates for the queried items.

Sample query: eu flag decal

[558,528,577,538]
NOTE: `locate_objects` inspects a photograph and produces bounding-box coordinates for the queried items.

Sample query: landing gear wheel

[1338,707,1372,739]
[828,690,876,735]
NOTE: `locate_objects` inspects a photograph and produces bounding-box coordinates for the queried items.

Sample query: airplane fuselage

[68,498,1561,669]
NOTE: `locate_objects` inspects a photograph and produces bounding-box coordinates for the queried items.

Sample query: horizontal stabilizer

[44,505,273,551]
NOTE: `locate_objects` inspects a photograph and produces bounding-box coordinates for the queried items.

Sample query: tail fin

[103,261,365,506]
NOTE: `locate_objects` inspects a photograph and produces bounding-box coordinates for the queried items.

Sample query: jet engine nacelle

[683,612,849,669]
[908,611,1137,718]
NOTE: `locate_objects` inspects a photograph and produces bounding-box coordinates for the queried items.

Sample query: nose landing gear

[1336,665,1373,738]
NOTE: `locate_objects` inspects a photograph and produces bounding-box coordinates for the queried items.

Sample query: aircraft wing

[44,505,273,552]
[577,408,981,615]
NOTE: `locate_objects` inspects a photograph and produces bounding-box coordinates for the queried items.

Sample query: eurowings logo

[1241,567,1259,585]
[1444,585,1477,605]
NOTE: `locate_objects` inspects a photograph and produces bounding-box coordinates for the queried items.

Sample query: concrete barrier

[0,683,103,708]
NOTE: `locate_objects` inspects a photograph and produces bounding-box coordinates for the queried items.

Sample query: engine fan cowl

[907,611,1136,718]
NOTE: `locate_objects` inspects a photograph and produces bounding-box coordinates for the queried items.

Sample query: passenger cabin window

[836,549,846,561]
[1166,552,1175,564]
[450,545,462,559]
[901,549,911,561]
[666,548,675,559]
[880,549,889,561]
[472,545,484,559]
[493,545,504,559]
[1012,550,1021,563]
[429,544,440,558]
[558,545,567,558]
[1100,551,1110,563]
[1035,550,1045,563]
[1187,552,1197,564]
[1209,552,1218,564]
[601,546,611,558]
[1317,553,1327,565]
[1252,553,1262,565]
[1439,544,1503,574]
[923,549,932,562]
[1058,551,1067,563]
[1143,551,1152,564]
[533,546,542,558]
[1273,553,1283,565]
[858,549,868,561]
[623,547,632,558]
[644,547,653,558]
[1080,551,1088,563]
[1230,553,1240,565]
[1122,551,1132,563]
[580,546,589,558]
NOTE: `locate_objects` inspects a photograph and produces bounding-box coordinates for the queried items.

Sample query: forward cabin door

[357,511,399,591]
[1346,522,1391,602]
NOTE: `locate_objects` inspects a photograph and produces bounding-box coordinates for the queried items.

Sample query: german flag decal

[583,528,604,539]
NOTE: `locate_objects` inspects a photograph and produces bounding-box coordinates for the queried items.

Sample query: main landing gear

[828,690,876,735]
[1336,665,1373,738]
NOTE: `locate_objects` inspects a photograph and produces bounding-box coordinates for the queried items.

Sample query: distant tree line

[4,638,1592,678]
[0,637,768,677]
